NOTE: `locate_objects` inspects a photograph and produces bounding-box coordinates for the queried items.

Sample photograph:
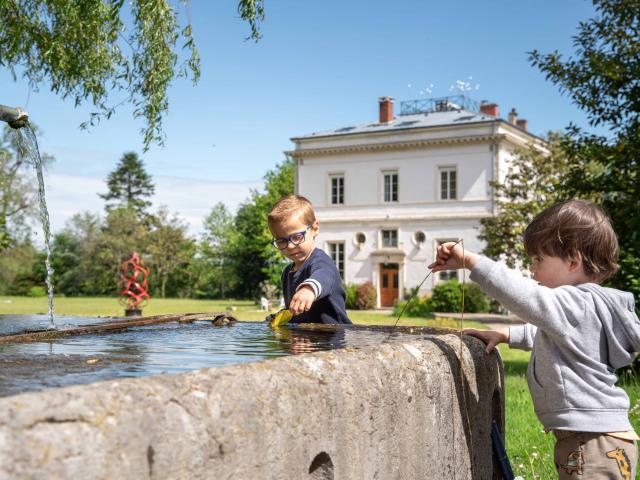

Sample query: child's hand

[428,241,479,271]
[289,285,315,315]
[463,328,509,354]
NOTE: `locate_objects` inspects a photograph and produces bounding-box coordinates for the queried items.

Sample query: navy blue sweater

[282,248,351,324]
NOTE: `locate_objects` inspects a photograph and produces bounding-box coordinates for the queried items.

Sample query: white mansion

[286,96,546,308]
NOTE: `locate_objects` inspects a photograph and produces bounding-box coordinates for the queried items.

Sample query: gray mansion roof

[291,108,499,141]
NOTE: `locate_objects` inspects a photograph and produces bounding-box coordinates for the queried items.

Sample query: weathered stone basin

[0,319,503,479]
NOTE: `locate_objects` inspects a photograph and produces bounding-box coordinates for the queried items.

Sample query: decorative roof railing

[399,95,479,116]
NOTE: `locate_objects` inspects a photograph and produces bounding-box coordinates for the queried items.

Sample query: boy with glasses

[267,195,351,324]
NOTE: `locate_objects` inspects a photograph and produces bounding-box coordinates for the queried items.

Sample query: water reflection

[274,327,347,354]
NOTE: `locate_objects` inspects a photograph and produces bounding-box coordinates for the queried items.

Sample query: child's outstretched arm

[428,241,480,272]
[289,285,315,315]
[463,328,509,354]
[289,257,339,315]
[459,251,582,338]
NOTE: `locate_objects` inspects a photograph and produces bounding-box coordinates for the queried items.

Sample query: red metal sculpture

[119,252,151,316]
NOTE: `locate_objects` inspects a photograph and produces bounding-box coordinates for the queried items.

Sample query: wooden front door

[380,263,399,307]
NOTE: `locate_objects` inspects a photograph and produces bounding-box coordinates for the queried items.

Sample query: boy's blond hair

[523,199,619,281]
[268,195,316,226]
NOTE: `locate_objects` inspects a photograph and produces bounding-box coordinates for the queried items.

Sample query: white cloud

[153,175,261,236]
[40,173,260,238]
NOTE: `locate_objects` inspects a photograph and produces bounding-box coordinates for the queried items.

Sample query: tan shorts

[553,430,638,479]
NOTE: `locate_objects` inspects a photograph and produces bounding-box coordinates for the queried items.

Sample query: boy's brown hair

[523,199,619,281]
[268,195,316,226]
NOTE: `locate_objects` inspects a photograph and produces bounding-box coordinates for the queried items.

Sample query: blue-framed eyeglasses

[271,226,311,250]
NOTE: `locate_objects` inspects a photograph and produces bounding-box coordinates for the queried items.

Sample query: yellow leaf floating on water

[271,309,292,327]
[86,358,99,365]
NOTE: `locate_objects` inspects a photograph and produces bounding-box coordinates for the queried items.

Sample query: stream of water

[14,125,55,329]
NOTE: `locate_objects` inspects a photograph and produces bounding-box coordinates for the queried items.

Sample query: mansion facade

[286,96,545,307]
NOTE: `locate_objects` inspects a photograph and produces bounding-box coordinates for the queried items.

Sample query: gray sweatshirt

[470,256,640,432]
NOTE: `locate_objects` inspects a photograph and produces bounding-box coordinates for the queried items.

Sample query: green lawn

[1,296,639,479]
[0,295,265,319]
[499,345,556,478]
[0,295,479,327]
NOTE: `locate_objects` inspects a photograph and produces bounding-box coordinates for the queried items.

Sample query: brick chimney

[516,118,529,131]
[479,101,499,117]
[508,108,518,124]
[379,97,394,123]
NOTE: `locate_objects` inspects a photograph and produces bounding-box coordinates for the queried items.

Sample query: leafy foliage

[344,283,358,310]
[146,207,194,298]
[344,282,378,311]
[50,229,84,296]
[463,283,490,313]
[85,206,150,295]
[50,212,102,295]
[227,158,294,298]
[27,285,46,297]
[355,281,376,310]
[4,152,294,299]
[48,205,196,298]
[192,202,238,299]
[0,147,296,299]
[392,294,432,318]
[0,241,41,294]
[429,280,462,313]
[478,133,570,268]
[529,0,640,299]
[393,281,489,316]
[0,0,264,149]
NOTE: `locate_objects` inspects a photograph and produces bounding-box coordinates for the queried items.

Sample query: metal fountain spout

[0,104,29,129]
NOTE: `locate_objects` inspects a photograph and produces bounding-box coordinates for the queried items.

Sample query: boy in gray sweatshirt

[430,199,640,479]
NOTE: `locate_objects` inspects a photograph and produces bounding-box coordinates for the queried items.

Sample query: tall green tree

[0,0,264,149]
[0,240,40,294]
[192,202,237,298]
[529,0,640,297]
[479,133,570,267]
[83,206,149,295]
[50,230,83,296]
[146,207,194,298]
[100,152,155,216]
[228,158,294,298]
[0,124,53,249]
[50,211,101,295]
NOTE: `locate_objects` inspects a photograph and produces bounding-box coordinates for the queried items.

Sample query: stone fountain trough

[0,315,504,479]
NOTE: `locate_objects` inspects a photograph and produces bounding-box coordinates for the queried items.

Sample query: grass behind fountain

[0,295,478,327]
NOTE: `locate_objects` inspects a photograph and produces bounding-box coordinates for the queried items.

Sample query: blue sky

[1,0,597,236]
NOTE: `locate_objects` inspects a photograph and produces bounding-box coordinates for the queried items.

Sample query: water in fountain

[0,317,435,397]
[14,125,56,329]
